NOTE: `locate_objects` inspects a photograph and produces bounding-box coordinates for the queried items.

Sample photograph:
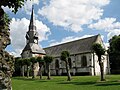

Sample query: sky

[3,0,120,57]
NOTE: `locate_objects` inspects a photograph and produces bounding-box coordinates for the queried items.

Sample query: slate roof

[44,35,100,57]
[22,43,46,55]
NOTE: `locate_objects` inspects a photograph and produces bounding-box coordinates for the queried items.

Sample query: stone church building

[21,6,110,76]
[44,35,110,76]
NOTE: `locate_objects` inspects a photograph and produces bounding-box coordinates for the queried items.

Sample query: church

[44,34,110,76]
[21,6,110,76]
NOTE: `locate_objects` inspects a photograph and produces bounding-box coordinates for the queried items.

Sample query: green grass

[12,75,120,90]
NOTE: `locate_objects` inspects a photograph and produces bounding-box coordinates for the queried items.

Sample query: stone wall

[49,52,109,76]
[50,53,92,76]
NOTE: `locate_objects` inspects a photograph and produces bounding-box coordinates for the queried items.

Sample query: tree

[16,58,31,78]
[109,35,120,54]
[13,57,21,76]
[36,57,44,79]
[24,58,31,78]
[12,58,24,77]
[0,0,28,89]
[109,35,120,74]
[92,43,105,81]
[60,51,71,81]
[0,0,27,13]
[19,58,26,77]
[44,56,53,80]
[30,57,37,79]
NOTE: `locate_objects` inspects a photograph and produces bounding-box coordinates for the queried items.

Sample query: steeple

[29,5,36,31]
[25,5,39,44]
[21,5,46,57]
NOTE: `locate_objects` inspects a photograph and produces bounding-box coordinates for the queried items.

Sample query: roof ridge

[44,34,99,49]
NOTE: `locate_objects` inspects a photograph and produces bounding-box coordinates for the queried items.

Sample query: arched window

[68,58,72,69]
[81,56,87,67]
[55,59,59,69]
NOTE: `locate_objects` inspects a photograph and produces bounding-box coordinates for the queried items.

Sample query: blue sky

[3,0,120,57]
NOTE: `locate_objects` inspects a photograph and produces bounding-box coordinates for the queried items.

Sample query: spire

[29,5,36,31]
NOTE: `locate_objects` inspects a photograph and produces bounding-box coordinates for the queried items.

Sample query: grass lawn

[12,75,120,90]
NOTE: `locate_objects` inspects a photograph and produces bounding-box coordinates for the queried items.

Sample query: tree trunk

[27,66,30,78]
[98,56,105,81]
[0,8,14,90]
[22,65,24,77]
[47,63,51,80]
[32,64,35,79]
[39,64,43,79]
[65,60,71,81]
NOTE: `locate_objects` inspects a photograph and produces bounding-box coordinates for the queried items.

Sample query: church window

[27,51,29,54]
[68,58,72,69]
[89,59,91,61]
[81,56,87,67]
[55,59,59,69]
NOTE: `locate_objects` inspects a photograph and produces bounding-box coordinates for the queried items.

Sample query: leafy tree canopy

[60,51,70,61]
[37,57,44,63]
[30,57,37,64]
[0,0,28,13]
[92,43,105,57]
[24,58,31,66]
[109,35,120,54]
[44,55,53,63]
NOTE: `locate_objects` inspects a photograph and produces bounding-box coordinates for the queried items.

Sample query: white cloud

[38,0,110,32]
[8,49,22,57]
[23,0,40,15]
[89,18,120,40]
[107,29,120,39]
[9,18,50,57]
[1,6,12,12]
[2,0,40,14]
[89,18,120,31]
[49,35,93,46]
[36,20,51,41]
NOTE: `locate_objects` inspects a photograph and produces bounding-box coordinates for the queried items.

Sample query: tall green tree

[20,58,26,77]
[24,58,31,78]
[92,43,105,81]
[0,0,28,89]
[37,57,44,79]
[109,35,120,73]
[60,51,71,81]
[13,57,21,76]
[109,35,120,54]
[30,57,37,79]
[15,58,21,75]
[16,58,25,77]
[44,56,53,80]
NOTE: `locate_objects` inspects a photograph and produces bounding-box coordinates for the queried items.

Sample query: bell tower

[21,5,46,58]
[26,5,38,44]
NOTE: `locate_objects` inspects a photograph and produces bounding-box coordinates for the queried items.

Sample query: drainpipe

[107,53,110,74]
[73,54,76,75]
[93,53,96,76]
